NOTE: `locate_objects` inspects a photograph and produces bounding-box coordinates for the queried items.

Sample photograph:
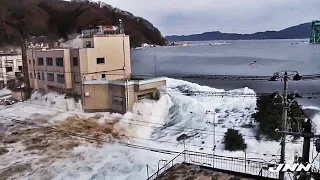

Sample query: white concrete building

[0,53,23,88]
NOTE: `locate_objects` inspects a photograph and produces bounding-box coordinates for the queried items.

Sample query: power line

[6,117,279,157]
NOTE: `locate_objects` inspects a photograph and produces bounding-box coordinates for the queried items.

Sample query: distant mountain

[0,0,166,47]
[165,23,312,41]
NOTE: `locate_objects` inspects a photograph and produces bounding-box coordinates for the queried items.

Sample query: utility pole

[270,70,302,180]
[300,119,313,180]
[280,71,288,180]
[146,164,149,178]
[21,39,31,99]
[302,119,312,163]
[213,112,216,168]
[276,119,314,180]
[205,110,216,168]
[154,55,157,77]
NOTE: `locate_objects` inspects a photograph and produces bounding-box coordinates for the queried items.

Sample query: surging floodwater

[1,78,320,180]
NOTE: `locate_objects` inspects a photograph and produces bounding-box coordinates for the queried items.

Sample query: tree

[252,93,305,141]
[223,129,247,151]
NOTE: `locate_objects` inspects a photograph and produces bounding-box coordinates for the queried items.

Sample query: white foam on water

[1,78,320,180]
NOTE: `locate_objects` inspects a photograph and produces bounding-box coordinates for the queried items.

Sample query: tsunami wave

[1,78,320,180]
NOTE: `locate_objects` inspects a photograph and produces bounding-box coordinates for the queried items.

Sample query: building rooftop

[81,24,125,38]
[83,77,167,86]
[0,52,20,56]
[155,163,254,180]
[148,150,279,180]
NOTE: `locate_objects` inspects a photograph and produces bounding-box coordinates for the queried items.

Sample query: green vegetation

[252,93,305,141]
[223,129,247,151]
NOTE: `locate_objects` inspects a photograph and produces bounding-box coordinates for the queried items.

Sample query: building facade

[0,53,23,88]
[83,77,166,113]
[26,24,166,113]
[27,34,131,94]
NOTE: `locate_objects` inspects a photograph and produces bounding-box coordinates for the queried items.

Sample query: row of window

[36,57,65,67]
[29,57,105,67]
[30,72,65,84]
[4,66,22,72]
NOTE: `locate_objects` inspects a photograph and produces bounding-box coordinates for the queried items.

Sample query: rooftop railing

[147,150,280,180]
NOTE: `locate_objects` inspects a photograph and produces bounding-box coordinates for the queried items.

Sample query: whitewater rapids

[0,78,319,180]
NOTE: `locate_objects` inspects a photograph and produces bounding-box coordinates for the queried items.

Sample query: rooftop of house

[83,76,167,86]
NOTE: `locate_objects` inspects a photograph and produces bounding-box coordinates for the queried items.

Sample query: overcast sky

[101,0,320,36]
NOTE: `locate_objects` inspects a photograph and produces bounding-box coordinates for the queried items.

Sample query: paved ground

[155,163,254,180]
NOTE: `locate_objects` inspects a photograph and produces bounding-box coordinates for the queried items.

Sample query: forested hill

[166,23,312,41]
[0,0,166,47]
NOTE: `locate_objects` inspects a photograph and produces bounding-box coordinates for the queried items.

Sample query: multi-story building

[26,22,166,113]
[0,53,23,88]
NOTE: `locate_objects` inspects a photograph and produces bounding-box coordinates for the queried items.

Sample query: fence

[147,151,185,180]
[185,150,279,179]
[147,150,280,180]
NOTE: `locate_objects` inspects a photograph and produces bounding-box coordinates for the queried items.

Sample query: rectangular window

[56,58,64,67]
[101,74,106,79]
[137,93,153,100]
[73,57,78,66]
[30,73,33,79]
[5,67,13,72]
[46,57,53,66]
[37,72,41,79]
[33,59,35,65]
[34,72,36,79]
[28,60,31,64]
[74,74,81,83]
[42,72,45,80]
[96,58,105,64]
[86,41,92,47]
[38,58,44,66]
[18,66,22,71]
[112,96,124,106]
[47,73,54,82]
[57,74,65,84]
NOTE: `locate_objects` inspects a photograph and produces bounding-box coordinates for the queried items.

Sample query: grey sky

[101,0,320,36]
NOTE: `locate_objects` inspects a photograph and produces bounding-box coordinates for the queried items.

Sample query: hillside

[0,0,166,47]
[166,23,311,41]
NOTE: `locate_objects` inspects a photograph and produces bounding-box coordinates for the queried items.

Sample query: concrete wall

[83,84,109,112]
[82,80,165,114]
[28,49,72,90]
[63,49,72,89]
[108,84,126,113]
[135,80,166,91]
[27,50,37,89]
[80,35,131,81]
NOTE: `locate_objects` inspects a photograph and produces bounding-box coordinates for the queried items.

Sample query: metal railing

[147,151,184,180]
[185,150,279,179]
[147,150,280,180]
